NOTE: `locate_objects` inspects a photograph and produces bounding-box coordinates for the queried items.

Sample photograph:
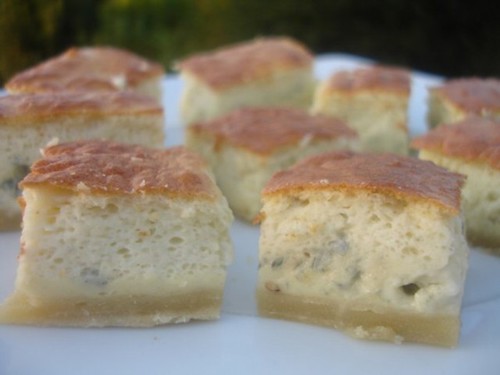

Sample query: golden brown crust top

[5,47,165,94]
[0,92,163,125]
[189,107,357,155]
[263,151,465,213]
[325,65,411,94]
[430,78,500,113]
[411,117,500,170]
[178,37,313,90]
[21,140,218,199]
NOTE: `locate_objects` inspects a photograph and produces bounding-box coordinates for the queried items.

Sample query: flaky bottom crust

[257,289,460,347]
[0,289,223,327]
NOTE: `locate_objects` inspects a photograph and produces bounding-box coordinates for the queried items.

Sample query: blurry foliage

[0,0,499,85]
[0,0,101,83]
[224,0,500,77]
[93,0,235,68]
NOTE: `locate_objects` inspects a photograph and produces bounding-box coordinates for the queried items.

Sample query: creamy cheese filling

[14,188,233,303]
[258,191,468,314]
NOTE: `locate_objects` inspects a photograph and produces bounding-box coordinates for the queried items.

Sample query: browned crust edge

[189,107,357,155]
[411,117,500,170]
[262,151,465,214]
[6,46,165,94]
[0,92,163,125]
[21,141,219,199]
[178,37,313,90]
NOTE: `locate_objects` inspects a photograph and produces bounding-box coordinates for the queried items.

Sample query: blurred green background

[0,0,498,85]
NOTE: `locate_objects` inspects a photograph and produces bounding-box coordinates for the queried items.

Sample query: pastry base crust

[257,289,460,347]
[0,289,223,327]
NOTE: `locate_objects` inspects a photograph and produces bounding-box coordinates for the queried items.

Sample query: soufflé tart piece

[257,151,468,347]
[178,37,316,125]
[5,46,165,101]
[312,65,411,154]
[0,91,164,231]
[0,140,234,327]
[185,107,359,222]
[412,116,500,250]
[427,78,500,128]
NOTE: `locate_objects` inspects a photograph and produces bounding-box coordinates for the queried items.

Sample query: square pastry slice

[178,37,315,125]
[0,140,233,327]
[0,91,164,231]
[427,78,500,128]
[186,107,359,222]
[312,65,411,154]
[412,117,500,250]
[257,151,468,347]
[5,46,165,101]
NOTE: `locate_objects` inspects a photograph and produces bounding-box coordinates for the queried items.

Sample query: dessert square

[257,151,468,347]
[178,37,315,125]
[0,91,165,231]
[5,46,165,101]
[185,107,359,222]
[412,117,500,250]
[0,140,233,326]
[312,65,411,154]
[427,78,500,128]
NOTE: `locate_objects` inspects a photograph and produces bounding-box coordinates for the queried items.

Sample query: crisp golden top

[5,46,165,94]
[21,140,218,199]
[430,78,500,113]
[0,91,162,125]
[263,151,465,213]
[411,117,500,170]
[189,107,357,155]
[325,65,411,94]
[178,37,313,90]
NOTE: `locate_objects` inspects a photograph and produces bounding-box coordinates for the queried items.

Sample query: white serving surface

[1,54,499,375]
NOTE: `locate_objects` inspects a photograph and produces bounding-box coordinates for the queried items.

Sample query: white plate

[1,54,500,375]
